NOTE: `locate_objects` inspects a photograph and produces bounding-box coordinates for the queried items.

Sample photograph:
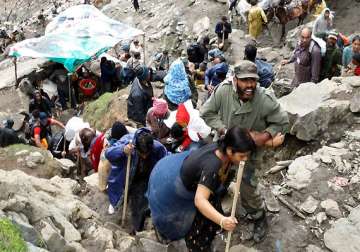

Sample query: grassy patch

[83,92,114,129]
[0,218,27,252]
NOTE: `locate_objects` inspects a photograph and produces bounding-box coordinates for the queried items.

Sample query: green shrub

[0,218,27,252]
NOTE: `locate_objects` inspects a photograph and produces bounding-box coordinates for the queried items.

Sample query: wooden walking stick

[225,161,246,252]
[121,143,132,227]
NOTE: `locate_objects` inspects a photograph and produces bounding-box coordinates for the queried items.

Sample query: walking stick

[225,161,245,252]
[121,145,132,227]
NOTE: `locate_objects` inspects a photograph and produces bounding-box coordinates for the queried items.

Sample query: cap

[233,60,259,80]
[328,31,338,40]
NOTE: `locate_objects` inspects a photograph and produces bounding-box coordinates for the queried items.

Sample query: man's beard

[237,86,256,101]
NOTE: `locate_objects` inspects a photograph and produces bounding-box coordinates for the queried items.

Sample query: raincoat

[164,59,192,105]
[313,8,333,37]
[248,5,267,39]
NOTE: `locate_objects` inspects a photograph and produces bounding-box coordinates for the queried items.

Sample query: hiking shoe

[253,214,268,243]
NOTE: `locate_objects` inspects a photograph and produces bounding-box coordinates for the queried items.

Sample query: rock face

[0,169,95,251]
[324,206,360,252]
[192,16,210,36]
[279,78,355,141]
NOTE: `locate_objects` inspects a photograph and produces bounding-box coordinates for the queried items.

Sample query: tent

[9,4,144,73]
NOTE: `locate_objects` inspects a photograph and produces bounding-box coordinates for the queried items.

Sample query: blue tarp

[9,5,144,72]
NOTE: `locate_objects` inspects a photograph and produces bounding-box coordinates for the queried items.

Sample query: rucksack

[187,43,202,63]
[255,59,274,88]
[310,38,326,57]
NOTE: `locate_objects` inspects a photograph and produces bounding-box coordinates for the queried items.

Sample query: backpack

[187,43,202,63]
[310,38,326,57]
[255,59,274,88]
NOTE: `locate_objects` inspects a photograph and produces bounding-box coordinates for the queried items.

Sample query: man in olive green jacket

[201,60,289,242]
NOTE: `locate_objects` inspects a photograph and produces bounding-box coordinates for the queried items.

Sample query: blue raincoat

[164,59,192,105]
[146,151,196,240]
[105,129,168,208]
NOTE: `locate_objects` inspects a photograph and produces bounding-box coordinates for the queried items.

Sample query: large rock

[0,170,98,251]
[6,211,42,245]
[38,218,67,252]
[286,155,319,190]
[192,16,210,36]
[279,79,354,141]
[324,206,360,252]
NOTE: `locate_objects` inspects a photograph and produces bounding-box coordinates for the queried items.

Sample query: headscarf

[164,59,192,105]
[152,98,168,117]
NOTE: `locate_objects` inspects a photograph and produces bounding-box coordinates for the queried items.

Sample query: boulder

[324,206,360,252]
[6,211,42,245]
[25,151,45,168]
[286,155,319,190]
[38,219,67,252]
[55,158,76,175]
[192,16,210,36]
[84,173,99,188]
[320,199,342,218]
[279,79,354,141]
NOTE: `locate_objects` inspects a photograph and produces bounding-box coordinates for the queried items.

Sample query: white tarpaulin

[9,4,144,72]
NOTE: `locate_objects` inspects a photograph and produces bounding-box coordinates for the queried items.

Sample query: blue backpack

[255,59,274,88]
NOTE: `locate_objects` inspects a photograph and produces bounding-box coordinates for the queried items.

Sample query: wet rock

[300,196,319,214]
[316,212,327,225]
[324,206,360,252]
[320,199,342,218]
[286,155,319,190]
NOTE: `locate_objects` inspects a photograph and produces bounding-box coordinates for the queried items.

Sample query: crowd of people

[1,0,359,251]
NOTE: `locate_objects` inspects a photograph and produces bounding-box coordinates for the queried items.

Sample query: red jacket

[90,133,105,172]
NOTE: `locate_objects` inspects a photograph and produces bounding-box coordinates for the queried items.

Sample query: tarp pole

[67,73,72,108]
[142,34,146,64]
[14,58,18,87]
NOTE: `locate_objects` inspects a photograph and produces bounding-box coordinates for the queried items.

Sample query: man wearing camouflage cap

[201,60,289,242]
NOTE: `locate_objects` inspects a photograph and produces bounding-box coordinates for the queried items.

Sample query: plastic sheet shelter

[8,4,144,72]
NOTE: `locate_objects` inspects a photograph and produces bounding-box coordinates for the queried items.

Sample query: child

[353,53,360,76]
[343,53,360,77]
[194,62,207,87]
